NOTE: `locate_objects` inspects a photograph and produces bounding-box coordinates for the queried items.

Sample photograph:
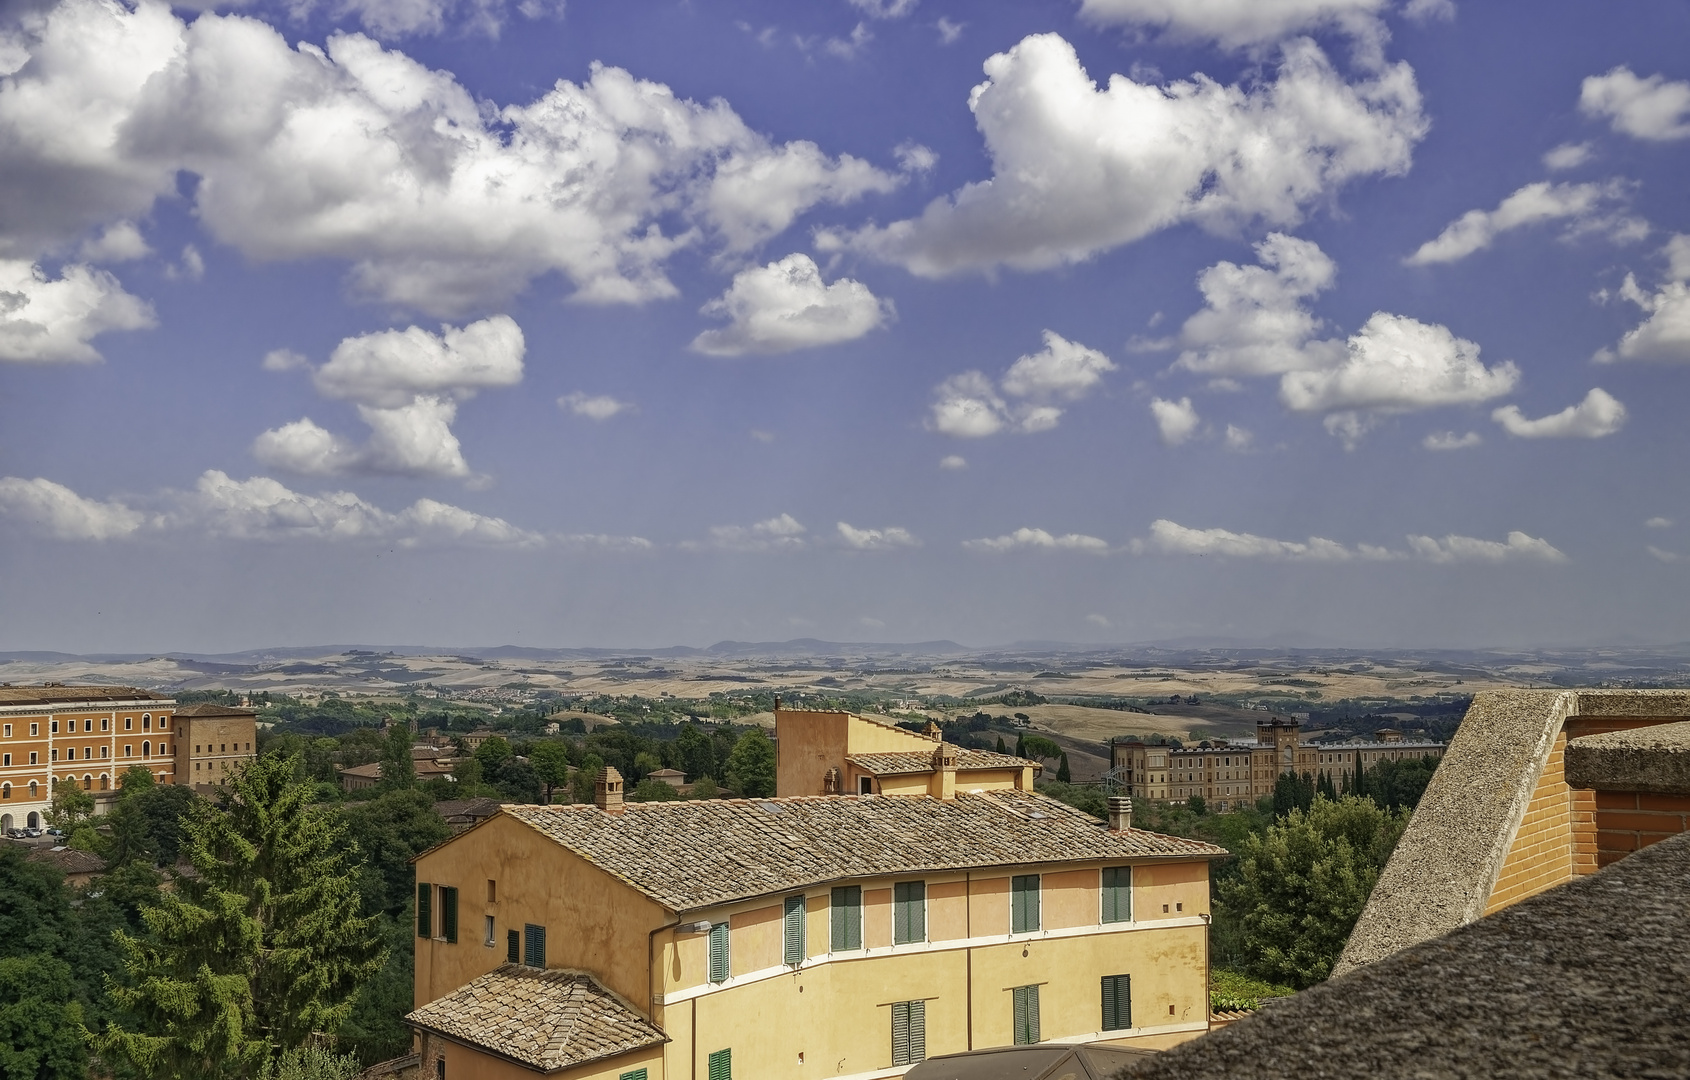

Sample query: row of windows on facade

[3,741,170,767]
[1,715,169,738]
[1,772,169,798]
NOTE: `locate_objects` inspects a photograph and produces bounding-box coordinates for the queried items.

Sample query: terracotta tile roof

[502,791,1227,912]
[26,845,108,877]
[406,965,666,1073]
[0,685,168,707]
[847,748,1040,775]
[173,703,256,718]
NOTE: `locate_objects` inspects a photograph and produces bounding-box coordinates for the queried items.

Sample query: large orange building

[0,684,178,832]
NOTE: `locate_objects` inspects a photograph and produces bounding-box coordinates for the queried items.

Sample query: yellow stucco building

[407,710,1226,1080]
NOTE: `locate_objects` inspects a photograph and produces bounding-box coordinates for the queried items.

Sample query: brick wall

[1593,791,1690,868]
[1484,732,1576,916]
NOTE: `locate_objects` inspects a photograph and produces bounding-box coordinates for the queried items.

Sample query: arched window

[29,781,39,798]
[1,783,9,800]
[99,774,109,791]
[82,774,92,791]
[142,741,151,758]
[142,714,151,730]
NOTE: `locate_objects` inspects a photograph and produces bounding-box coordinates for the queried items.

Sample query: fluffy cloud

[963,527,1110,553]
[0,476,145,539]
[1492,388,1626,439]
[848,0,918,17]
[1542,142,1594,171]
[929,331,1115,438]
[1077,0,1388,48]
[819,33,1424,276]
[1132,519,1356,560]
[939,454,968,470]
[0,0,899,313]
[558,393,633,420]
[694,514,808,551]
[0,259,154,362]
[1423,430,1481,451]
[1135,518,1566,563]
[78,220,150,262]
[1597,254,1690,363]
[1279,313,1518,436]
[1150,397,1201,445]
[0,470,544,546]
[1405,181,1642,265]
[1173,232,1341,376]
[1406,531,1567,564]
[690,254,892,356]
[1647,517,1673,529]
[1579,67,1690,141]
[836,522,920,549]
[254,316,521,478]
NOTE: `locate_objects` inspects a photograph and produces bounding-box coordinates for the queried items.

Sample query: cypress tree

[1014,733,1026,759]
[995,736,1007,755]
[100,754,384,1079]
[1056,752,1071,783]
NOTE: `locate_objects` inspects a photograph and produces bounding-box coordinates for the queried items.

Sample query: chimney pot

[1108,795,1133,833]
[595,766,625,815]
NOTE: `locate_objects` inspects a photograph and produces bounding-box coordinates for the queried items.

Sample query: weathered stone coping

[1566,720,1690,794]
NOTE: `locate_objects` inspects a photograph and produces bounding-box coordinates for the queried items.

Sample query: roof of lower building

[847,747,1038,775]
[0,685,169,707]
[1119,829,1690,1080]
[173,703,257,718]
[406,965,666,1074]
[500,791,1227,912]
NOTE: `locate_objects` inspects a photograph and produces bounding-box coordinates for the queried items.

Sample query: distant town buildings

[1110,718,1445,810]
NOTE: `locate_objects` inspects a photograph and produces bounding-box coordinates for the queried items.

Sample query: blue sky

[4,0,1690,652]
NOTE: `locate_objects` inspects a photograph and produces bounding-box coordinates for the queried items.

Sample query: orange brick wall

[1593,791,1690,868]
[1484,732,1576,916]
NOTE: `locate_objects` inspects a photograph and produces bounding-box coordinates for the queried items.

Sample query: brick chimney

[1107,795,1133,833]
[595,766,624,815]
[929,742,959,801]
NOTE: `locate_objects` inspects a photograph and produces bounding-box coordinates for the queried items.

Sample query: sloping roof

[1118,830,1690,1080]
[435,797,503,821]
[909,1043,1153,1080]
[847,748,1039,775]
[174,703,256,718]
[0,685,168,707]
[406,965,666,1074]
[501,791,1226,911]
[26,845,108,877]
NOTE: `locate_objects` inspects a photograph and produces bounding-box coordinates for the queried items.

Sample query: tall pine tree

[100,754,384,1079]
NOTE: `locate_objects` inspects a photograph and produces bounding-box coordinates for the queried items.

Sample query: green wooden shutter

[707,1048,731,1080]
[784,895,806,966]
[1012,875,1041,933]
[1102,866,1131,924]
[416,881,431,938]
[831,886,861,951]
[618,1071,648,1080]
[442,886,458,944]
[1013,985,1041,1045]
[708,922,730,983]
[1012,987,1029,1045]
[524,924,545,968]
[902,1000,926,1063]
[893,881,926,945]
[1102,974,1131,1031]
[506,929,520,964]
[892,1002,911,1066]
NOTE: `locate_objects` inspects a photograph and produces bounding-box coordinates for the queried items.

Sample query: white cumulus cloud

[836,522,920,550]
[1423,430,1481,451]
[1172,233,1342,376]
[1492,388,1626,439]
[558,393,633,420]
[818,33,1425,277]
[691,254,892,356]
[1150,397,1201,445]
[0,476,146,539]
[1406,531,1567,564]
[1597,258,1690,364]
[1579,67,1690,141]
[78,221,150,263]
[939,454,968,470]
[1542,142,1593,171]
[1405,180,1641,265]
[929,330,1115,438]
[0,259,154,363]
[963,527,1110,553]
[0,0,900,314]
[1077,0,1389,48]
[1646,517,1673,529]
[254,316,522,478]
[694,514,808,551]
[1132,519,1356,560]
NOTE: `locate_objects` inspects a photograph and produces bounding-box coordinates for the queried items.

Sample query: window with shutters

[1011,985,1041,1045]
[618,1071,649,1080]
[706,1048,731,1080]
[893,881,926,945]
[1101,866,1132,924]
[708,922,730,984]
[830,885,862,952]
[523,924,546,968]
[783,895,806,966]
[1101,974,1132,1031]
[891,1000,927,1066]
[1011,874,1041,934]
[438,886,458,944]
[484,916,495,948]
[416,882,431,938]
[506,929,520,964]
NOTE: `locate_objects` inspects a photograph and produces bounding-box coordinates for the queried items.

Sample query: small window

[891,1000,927,1066]
[507,929,520,964]
[28,782,37,798]
[619,1071,649,1080]
[858,776,874,795]
[1012,985,1041,1045]
[783,895,806,966]
[524,924,546,968]
[31,723,39,736]
[830,886,862,951]
[2,784,9,799]
[1101,866,1132,924]
[893,881,926,945]
[708,922,730,984]
[29,753,38,765]
[142,714,151,730]
[707,1048,731,1080]
[2,725,8,737]
[2,755,8,767]
[50,721,58,734]
[1011,874,1041,934]
[100,747,108,758]
[484,916,495,947]
[101,718,109,731]
[66,748,75,761]
[417,882,432,938]
[124,746,131,757]
[438,886,458,944]
[50,749,57,762]
[1102,974,1132,1031]
[195,746,200,754]
[123,719,131,730]
[487,879,497,904]
[84,719,92,732]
